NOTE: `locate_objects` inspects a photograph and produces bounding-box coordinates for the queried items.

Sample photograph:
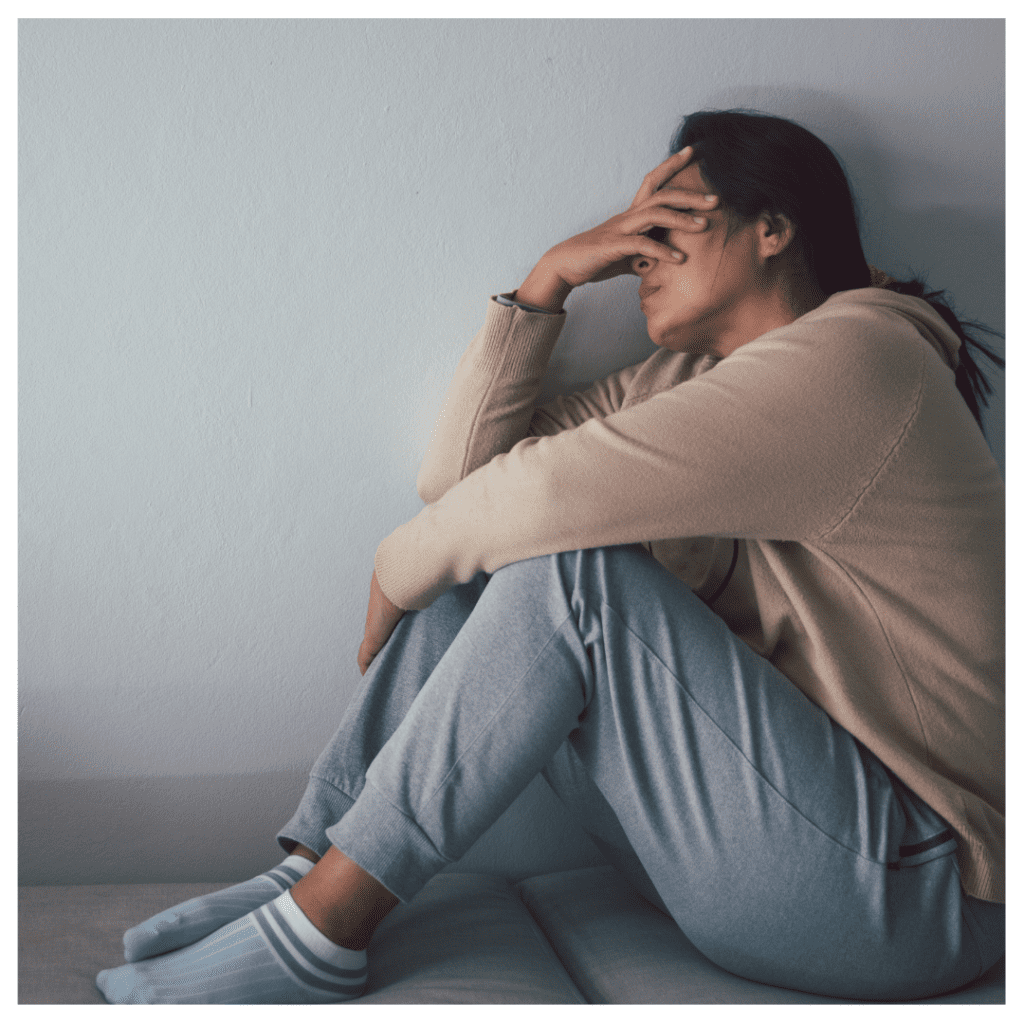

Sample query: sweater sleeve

[377,307,927,609]
[415,297,563,503]
[416,296,642,502]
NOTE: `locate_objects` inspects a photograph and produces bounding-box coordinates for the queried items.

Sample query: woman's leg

[276,572,490,857]
[102,545,1002,1002]
[98,576,491,1003]
[318,544,999,1000]
[541,742,672,916]
[118,573,490,963]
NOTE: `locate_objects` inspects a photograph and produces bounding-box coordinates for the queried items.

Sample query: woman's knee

[489,544,664,598]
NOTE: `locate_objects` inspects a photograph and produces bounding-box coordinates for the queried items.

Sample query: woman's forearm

[415,298,566,504]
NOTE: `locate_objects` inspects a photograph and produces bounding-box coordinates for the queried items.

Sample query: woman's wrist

[514,259,573,313]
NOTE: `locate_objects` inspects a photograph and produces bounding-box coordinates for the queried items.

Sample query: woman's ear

[756,212,797,260]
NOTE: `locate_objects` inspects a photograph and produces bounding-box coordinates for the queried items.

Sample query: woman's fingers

[587,208,711,280]
[532,180,716,290]
[638,187,719,213]
[587,238,682,280]
[357,571,405,675]
[545,206,712,287]
[630,145,697,205]
[530,152,717,291]
[621,203,713,238]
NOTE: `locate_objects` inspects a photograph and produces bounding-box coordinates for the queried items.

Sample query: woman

[97,110,1004,1003]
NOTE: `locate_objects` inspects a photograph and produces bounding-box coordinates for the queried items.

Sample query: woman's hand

[357,571,405,675]
[515,146,719,310]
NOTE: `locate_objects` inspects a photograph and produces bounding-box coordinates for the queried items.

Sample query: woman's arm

[415,299,566,504]
[416,147,719,504]
[375,305,927,613]
[363,147,718,665]
[416,299,652,503]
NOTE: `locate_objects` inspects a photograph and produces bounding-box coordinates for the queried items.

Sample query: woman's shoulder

[720,288,960,407]
[698,290,949,449]
[795,287,961,370]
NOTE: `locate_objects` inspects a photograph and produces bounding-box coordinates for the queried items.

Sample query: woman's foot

[122,850,318,961]
[98,890,367,1004]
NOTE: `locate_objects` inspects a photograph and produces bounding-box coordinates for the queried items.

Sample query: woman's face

[632,161,775,357]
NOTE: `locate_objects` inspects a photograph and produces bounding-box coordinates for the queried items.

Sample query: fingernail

[671,251,682,259]
[692,216,705,225]
[705,195,717,202]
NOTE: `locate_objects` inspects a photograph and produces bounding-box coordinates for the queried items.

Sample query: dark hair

[882,277,1004,434]
[669,109,1004,438]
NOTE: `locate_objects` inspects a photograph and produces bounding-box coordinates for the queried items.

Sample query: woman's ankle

[290,846,399,950]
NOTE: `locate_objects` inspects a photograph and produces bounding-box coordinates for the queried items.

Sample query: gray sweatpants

[278,545,1003,1000]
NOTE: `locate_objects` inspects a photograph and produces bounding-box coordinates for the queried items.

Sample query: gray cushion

[18,869,1004,1004]
[19,881,228,1004]
[517,866,1005,1005]
[355,873,583,1003]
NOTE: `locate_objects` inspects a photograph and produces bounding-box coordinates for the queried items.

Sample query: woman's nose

[632,254,654,275]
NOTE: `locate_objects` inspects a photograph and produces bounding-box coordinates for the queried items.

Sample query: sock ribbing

[98,891,367,1004]
[122,854,316,962]
[252,892,368,999]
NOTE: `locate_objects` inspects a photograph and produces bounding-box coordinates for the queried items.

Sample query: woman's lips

[639,285,659,304]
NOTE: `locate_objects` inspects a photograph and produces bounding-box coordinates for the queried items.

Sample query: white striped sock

[98,891,368,1004]
[122,854,316,962]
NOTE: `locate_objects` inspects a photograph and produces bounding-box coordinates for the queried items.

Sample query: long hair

[669,109,1004,438]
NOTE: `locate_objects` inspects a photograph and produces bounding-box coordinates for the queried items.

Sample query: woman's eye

[645,226,668,243]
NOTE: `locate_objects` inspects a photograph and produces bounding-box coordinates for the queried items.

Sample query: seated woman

[97,109,1005,1004]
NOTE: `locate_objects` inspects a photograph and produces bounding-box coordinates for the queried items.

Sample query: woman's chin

[645,320,679,349]
[650,328,713,355]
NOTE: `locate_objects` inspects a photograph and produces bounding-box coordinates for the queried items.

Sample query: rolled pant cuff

[276,775,355,858]
[324,783,450,903]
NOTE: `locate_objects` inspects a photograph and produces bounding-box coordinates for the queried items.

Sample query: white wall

[19,19,1005,884]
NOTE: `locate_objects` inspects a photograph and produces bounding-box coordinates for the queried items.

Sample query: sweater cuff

[474,295,566,379]
[493,292,560,315]
[374,530,443,612]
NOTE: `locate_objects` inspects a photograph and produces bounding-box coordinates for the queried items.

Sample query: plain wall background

[19,19,1005,884]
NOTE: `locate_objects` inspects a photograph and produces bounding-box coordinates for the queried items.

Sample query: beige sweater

[375,288,1004,902]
